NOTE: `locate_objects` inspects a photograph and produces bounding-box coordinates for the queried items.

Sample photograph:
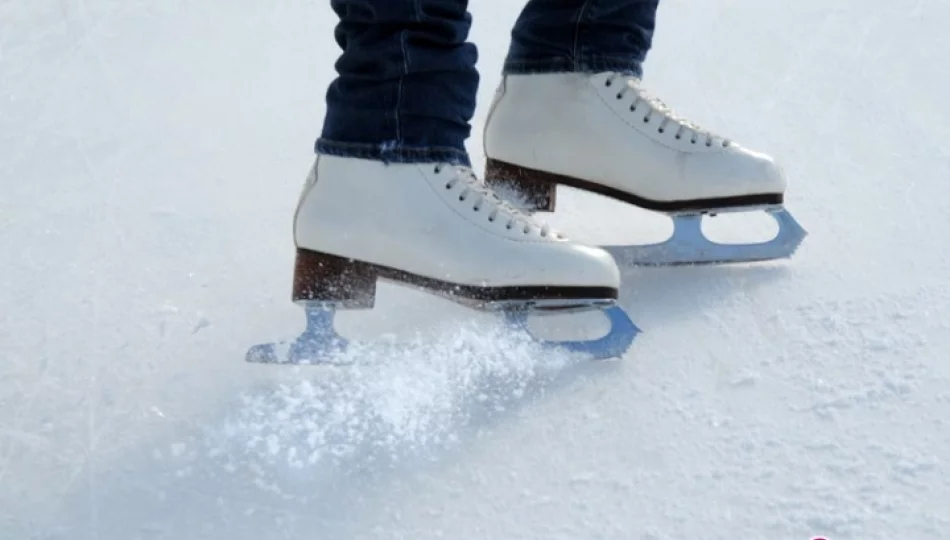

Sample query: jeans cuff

[315,139,471,167]
[503,56,643,78]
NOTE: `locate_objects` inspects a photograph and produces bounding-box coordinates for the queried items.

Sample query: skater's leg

[292,0,622,306]
[318,0,478,166]
[503,0,658,78]
[251,0,642,365]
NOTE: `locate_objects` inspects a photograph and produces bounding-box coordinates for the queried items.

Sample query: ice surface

[2,0,950,538]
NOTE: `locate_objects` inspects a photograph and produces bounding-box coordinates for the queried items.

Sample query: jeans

[317,0,659,166]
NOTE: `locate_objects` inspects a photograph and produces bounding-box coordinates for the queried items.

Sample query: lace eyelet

[605,80,612,87]
[616,93,623,100]
[434,166,442,174]
[658,128,665,134]
[444,183,451,189]
[643,117,650,123]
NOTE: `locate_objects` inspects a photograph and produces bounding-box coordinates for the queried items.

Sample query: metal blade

[604,207,807,266]
[246,304,639,365]
[503,305,640,360]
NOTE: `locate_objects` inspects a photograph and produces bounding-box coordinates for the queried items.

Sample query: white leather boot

[291,154,620,309]
[483,71,786,213]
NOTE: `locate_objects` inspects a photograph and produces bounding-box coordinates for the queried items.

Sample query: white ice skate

[483,72,806,266]
[246,155,639,364]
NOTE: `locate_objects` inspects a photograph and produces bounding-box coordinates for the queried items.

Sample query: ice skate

[483,72,806,266]
[246,155,639,364]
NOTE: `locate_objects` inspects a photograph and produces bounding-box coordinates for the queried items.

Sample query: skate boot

[246,154,639,364]
[483,72,806,266]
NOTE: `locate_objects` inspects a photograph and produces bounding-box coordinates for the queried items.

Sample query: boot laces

[436,164,557,238]
[604,73,731,148]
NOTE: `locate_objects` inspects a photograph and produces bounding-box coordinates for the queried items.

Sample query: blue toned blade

[503,306,640,360]
[603,208,807,267]
[246,306,349,364]
[247,304,640,364]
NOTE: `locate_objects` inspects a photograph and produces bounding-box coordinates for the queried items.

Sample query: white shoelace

[436,164,556,238]
[604,73,731,148]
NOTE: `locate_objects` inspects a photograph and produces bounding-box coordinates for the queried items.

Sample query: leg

[289,0,624,326]
[251,0,641,365]
[482,0,804,265]
[317,0,479,166]
[504,0,658,78]
[253,0,637,363]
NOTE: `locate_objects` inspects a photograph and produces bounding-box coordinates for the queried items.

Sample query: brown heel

[485,159,558,212]
[292,249,377,308]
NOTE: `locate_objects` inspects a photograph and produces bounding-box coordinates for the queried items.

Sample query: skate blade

[604,207,807,266]
[245,301,639,365]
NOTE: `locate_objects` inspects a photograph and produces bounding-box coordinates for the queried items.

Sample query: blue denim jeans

[317,0,659,166]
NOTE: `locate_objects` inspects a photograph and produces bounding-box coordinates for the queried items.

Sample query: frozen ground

[2,0,949,538]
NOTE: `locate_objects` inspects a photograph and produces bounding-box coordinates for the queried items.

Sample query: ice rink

[2,0,949,538]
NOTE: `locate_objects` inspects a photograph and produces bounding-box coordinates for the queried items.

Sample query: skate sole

[484,158,783,214]
[292,248,618,311]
